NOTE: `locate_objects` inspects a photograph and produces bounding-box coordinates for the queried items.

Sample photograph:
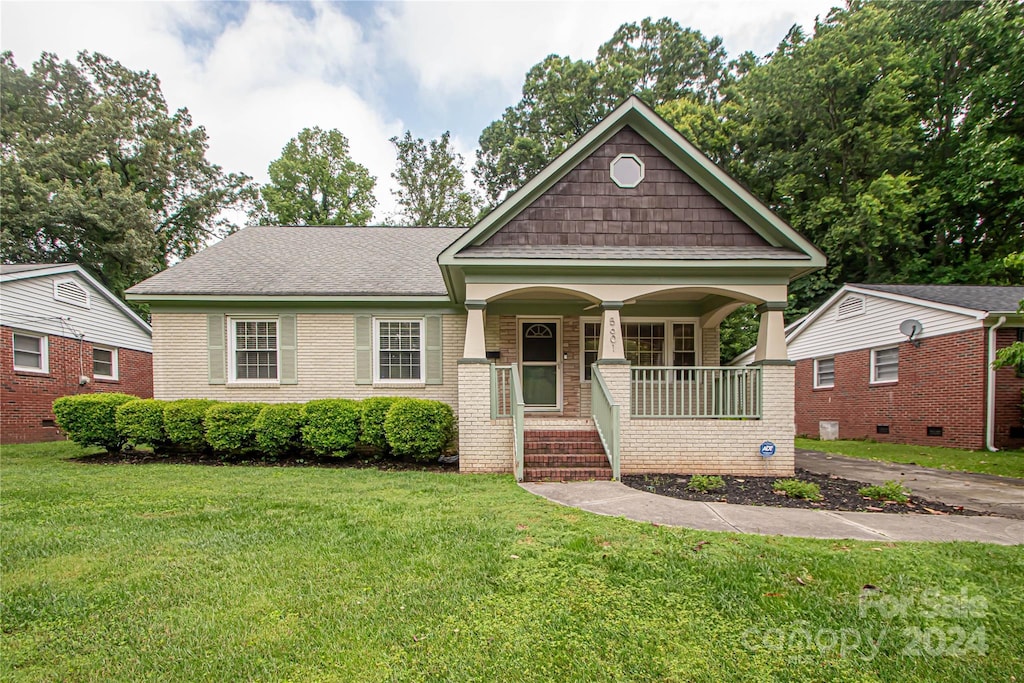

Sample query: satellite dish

[899,319,924,346]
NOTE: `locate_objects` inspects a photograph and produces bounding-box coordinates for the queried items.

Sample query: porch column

[598,301,626,361]
[463,300,487,360]
[753,301,788,362]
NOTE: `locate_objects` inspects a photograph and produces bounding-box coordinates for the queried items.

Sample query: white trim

[92,344,118,381]
[53,278,91,309]
[227,316,280,384]
[835,295,864,320]
[373,317,425,385]
[610,153,645,188]
[813,356,835,389]
[845,285,989,319]
[12,330,49,374]
[517,316,562,411]
[580,316,702,381]
[870,345,899,385]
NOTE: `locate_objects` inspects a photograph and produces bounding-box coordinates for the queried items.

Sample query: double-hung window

[814,357,835,388]
[230,319,278,381]
[871,346,899,384]
[12,332,47,373]
[92,346,118,380]
[375,319,423,382]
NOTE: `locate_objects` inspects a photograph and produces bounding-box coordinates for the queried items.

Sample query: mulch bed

[72,449,458,473]
[622,469,986,516]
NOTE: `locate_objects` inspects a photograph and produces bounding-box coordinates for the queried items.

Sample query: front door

[520,320,560,410]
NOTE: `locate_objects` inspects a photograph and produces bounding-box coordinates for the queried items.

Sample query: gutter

[986,316,1007,452]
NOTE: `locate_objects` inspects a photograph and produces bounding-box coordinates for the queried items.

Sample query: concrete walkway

[520,481,1024,545]
[797,449,1024,520]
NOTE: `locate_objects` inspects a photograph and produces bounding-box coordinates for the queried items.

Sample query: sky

[0,0,838,221]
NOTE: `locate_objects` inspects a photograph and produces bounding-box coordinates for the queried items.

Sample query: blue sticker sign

[759,441,777,458]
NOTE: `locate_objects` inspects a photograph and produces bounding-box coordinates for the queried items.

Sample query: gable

[481,126,769,249]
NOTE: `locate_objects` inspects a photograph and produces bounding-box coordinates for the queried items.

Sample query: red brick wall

[795,328,988,449]
[1,326,153,444]
[994,327,1024,449]
[498,315,582,417]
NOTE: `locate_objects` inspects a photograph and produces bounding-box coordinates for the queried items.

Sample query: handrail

[510,363,525,481]
[591,365,621,480]
[630,366,762,419]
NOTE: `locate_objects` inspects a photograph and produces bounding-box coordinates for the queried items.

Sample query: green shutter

[208,313,226,385]
[279,314,297,384]
[354,315,372,385]
[424,315,443,385]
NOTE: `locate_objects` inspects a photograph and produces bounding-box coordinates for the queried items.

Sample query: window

[230,319,278,381]
[375,319,423,382]
[871,346,899,383]
[582,320,699,380]
[814,357,835,388]
[609,153,645,188]
[92,346,118,380]
[12,332,47,373]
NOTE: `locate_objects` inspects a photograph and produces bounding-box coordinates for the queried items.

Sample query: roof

[853,284,1024,315]
[0,262,151,335]
[126,226,466,298]
[459,245,808,260]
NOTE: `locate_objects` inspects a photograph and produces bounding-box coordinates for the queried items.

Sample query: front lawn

[796,437,1024,479]
[3,442,1023,681]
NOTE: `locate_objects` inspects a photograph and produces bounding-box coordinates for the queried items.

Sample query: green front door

[520,320,560,409]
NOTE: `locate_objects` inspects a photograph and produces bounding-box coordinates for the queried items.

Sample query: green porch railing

[490,364,513,419]
[591,365,621,480]
[510,363,525,481]
[630,366,762,419]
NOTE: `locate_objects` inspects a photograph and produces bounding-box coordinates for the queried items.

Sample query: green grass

[3,442,1023,681]
[797,437,1024,479]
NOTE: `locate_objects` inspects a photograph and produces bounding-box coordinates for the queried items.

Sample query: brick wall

[1,326,153,444]
[794,328,994,449]
[457,362,514,473]
[994,327,1024,449]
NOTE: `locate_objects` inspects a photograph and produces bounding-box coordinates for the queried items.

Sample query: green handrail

[510,363,525,481]
[591,365,621,480]
[629,366,762,419]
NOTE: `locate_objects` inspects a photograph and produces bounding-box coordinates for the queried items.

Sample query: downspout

[986,316,1007,452]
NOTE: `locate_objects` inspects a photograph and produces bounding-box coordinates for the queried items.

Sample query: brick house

[735,283,1024,451]
[1,263,153,444]
[126,97,826,479]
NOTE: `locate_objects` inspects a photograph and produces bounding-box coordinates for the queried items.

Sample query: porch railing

[631,366,762,419]
[490,364,524,480]
[591,365,621,480]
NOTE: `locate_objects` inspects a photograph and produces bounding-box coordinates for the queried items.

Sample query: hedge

[164,399,218,452]
[52,393,136,453]
[384,398,455,462]
[301,399,361,456]
[115,399,169,451]
[204,402,265,457]
[360,397,400,453]
[254,403,304,459]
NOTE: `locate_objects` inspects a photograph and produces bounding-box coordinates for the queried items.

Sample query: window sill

[869,380,898,386]
[14,368,50,376]
[812,385,834,391]
[373,381,426,387]
[94,376,119,383]
[226,382,281,389]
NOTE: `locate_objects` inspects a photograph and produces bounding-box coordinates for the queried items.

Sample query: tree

[0,51,255,299]
[389,130,480,226]
[258,127,376,226]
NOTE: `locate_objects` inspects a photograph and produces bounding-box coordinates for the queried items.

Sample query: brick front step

[523,466,613,482]
[524,453,610,468]
[524,430,604,455]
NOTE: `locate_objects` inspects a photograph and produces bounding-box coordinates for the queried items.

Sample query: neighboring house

[126,97,826,480]
[1,263,154,444]
[734,283,1024,450]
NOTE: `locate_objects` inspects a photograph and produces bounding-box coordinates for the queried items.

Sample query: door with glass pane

[520,320,560,410]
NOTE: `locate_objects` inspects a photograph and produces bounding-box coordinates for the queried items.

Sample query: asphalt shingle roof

[126,226,466,297]
[855,284,1024,314]
[0,263,71,275]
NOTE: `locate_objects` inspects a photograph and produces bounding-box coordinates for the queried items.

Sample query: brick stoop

[522,429,612,482]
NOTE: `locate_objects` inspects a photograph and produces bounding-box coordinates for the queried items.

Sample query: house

[734,283,1024,451]
[1,263,154,444]
[125,97,826,480]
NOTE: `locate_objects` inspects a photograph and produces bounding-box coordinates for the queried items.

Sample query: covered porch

[456,281,794,480]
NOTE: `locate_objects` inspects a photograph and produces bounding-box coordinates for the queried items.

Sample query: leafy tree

[257,127,376,226]
[0,51,255,299]
[389,130,480,226]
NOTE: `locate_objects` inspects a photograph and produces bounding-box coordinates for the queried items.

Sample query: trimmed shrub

[360,397,400,453]
[204,402,265,457]
[384,398,455,462]
[115,399,169,451]
[164,399,218,452]
[255,403,304,459]
[52,393,136,453]
[301,399,362,456]
[687,474,726,493]
[772,479,823,501]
